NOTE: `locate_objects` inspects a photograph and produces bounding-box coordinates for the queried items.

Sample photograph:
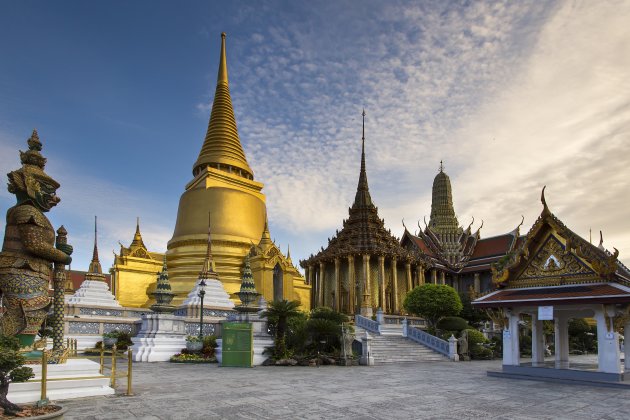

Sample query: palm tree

[261,300,301,359]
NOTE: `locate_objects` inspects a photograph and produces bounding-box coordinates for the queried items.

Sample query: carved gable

[511,235,596,288]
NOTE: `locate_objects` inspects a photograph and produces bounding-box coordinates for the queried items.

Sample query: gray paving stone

[56,356,630,419]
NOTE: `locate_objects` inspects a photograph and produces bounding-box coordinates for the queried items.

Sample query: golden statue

[0,130,72,346]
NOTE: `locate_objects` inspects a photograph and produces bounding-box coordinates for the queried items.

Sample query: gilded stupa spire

[88,216,102,274]
[353,109,373,208]
[200,213,218,277]
[193,32,254,180]
[130,217,146,250]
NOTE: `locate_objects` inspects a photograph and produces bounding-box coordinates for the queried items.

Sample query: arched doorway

[273,263,283,302]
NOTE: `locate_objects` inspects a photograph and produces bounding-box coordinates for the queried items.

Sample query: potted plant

[0,334,35,415]
[185,336,203,352]
[103,331,119,348]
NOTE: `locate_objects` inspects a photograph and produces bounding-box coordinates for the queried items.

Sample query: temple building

[300,112,423,316]
[401,163,524,295]
[474,189,630,381]
[166,33,309,308]
[110,219,164,308]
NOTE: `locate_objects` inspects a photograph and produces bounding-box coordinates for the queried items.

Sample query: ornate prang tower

[167,33,267,304]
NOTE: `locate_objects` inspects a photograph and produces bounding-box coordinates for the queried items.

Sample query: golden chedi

[167,33,309,307]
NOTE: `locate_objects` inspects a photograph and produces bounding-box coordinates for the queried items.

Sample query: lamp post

[198,279,206,339]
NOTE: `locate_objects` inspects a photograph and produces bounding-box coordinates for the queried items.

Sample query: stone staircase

[355,325,448,364]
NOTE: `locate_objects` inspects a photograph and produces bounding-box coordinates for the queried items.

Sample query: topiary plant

[465,328,493,360]
[0,334,35,415]
[437,316,469,332]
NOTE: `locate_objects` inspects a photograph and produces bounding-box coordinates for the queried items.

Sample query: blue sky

[1,0,629,272]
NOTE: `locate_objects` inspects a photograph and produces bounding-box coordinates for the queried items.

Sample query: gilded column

[360,254,372,316]
[318,262,325,307]
[405,262,412,294]
[334,257,340,312]
[347,255,355,314]
[378,255,386,312]
[440,271,445,285]
[431,269,437,284]
[474,273,480,293]
[420,267,426,285]
[391,257,399,313]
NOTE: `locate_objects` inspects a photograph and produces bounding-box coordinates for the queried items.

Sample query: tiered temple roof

[402,163,522,275]
[301,111,417,266]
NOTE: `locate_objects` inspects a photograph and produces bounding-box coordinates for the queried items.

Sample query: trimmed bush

[437,316,469,332]
[465,328,492,360]
[403,284,462,328]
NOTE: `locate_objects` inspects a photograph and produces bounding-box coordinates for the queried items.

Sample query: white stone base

[8,359,114,404]
[131,313,187,362]
[66,280,122,308]
[216,336,274,366]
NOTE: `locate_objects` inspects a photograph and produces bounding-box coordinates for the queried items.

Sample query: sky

[1,0,629,273]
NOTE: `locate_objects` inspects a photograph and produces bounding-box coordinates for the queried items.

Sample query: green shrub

[403,284,462,328]
[465,328,492,360]
[437,316,469,332]
[0,334,35,415]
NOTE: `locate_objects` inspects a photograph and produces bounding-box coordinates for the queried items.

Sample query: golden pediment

[512,235,596,287]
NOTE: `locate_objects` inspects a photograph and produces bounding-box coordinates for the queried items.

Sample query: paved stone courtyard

[60,358,630,419]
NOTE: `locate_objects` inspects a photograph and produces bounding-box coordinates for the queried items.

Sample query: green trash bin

[221,322,253,367]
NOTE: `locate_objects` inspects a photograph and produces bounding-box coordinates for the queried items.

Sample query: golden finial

[439,160,444,173]
[217,32,228,85]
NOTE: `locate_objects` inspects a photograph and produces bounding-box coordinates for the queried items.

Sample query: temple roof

[428,162,460,234]
[301,113,415,266]
[473,282,630,307]
[490,187,630,290]
[193,33,254,179]
[116,219,162,261]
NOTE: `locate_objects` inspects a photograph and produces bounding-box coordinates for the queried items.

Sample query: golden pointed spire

[200,212,217,275]
[193,32,254,180]
[130,217,146,250]
[217,32,228,85]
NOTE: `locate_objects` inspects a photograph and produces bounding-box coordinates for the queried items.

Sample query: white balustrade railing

[407,326,449,356]
[355,315,381,334]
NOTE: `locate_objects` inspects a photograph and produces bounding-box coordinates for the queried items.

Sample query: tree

[261,300,302,359]
[306,307,349,353]
[0,334,35,415]
[403,284,463,329]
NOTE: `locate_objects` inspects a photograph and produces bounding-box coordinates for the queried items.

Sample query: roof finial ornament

[218,32,229,85]
[439,160,444,173]
[466,216,475,232]
[541,186,550,215]
[423,215,428,229]
[599,230,604,249]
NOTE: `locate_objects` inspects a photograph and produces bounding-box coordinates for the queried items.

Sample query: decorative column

[360,254,372,317]
[405,262,412,294]
[452,275,459,292]
[502,309,520,366]
[318,262,325,308]
[391,257,399,313]
[347,255,355,314]
[531,312,544,367]
[431,269,437,284]
[439,271,445,285]
[473,273,480,293]
[334,258,340,312]
[420,268,425,285]
[378,256,386,312]
[554,315,569,369]
[594,305,622,374]
[625,317,630,372]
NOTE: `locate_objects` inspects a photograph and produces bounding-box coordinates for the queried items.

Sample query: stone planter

[16,405,68,419]
[103,337,118,347]
[186,341,203,352]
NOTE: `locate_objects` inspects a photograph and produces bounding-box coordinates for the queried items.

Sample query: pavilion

[474,188,630,384]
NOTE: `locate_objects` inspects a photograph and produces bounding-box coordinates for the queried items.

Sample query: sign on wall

[538,306,553,320]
